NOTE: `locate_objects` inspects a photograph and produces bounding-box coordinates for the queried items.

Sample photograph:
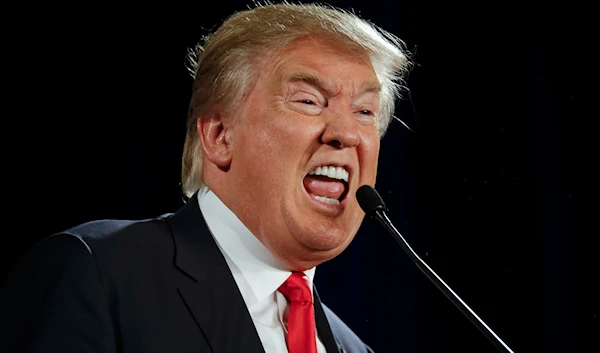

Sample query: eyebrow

[284,71,381,95]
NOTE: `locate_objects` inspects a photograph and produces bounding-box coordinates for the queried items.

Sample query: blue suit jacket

[1,193,374,353]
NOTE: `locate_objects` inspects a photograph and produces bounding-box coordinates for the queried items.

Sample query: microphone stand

[372,208,515,353]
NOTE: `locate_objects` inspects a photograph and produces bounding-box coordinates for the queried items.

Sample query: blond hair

[182,1,412,197]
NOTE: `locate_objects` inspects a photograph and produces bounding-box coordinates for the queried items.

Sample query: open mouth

[303,165,349,205]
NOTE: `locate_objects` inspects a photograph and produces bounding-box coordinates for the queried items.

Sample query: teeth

[314,195,340,205]
[308,165,349,182]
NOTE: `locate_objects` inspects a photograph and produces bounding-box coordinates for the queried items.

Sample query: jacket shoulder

[322,303,375,353]
[63,214,172,241]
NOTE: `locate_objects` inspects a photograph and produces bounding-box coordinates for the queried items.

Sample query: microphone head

[356,185,388,216]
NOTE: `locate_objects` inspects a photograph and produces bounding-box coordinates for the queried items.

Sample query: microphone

[356,185,515,353]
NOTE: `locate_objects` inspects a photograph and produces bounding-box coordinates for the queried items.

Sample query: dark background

[3,1,594,352]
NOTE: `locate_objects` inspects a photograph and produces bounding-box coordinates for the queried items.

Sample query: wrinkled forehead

[266,36,379,87]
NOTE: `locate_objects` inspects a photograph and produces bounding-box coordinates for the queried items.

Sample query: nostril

[326,139,344,149]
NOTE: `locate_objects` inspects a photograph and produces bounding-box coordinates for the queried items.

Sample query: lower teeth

[314,195,340,205]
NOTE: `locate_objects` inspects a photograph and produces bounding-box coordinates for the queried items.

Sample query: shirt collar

[197,187,316,307]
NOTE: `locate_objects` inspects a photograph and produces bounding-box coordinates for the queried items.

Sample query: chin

[283,198,362,254]
[282,226,356,270]
[300,224,356,252]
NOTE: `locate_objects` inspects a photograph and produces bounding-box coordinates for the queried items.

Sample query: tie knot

[279,272,313,304]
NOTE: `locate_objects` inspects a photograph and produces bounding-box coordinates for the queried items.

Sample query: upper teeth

[308,165,349,182]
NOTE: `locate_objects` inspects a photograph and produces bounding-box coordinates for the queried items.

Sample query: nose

[320,110,360,149]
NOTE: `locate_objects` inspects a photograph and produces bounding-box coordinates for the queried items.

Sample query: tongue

[303,175,345,200]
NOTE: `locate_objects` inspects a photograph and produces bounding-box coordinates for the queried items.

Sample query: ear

[197,113,232,169]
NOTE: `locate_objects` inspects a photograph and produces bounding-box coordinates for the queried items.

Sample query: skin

[199,37,381,271]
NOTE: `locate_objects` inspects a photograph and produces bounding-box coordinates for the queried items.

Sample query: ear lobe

[197,113,232,169]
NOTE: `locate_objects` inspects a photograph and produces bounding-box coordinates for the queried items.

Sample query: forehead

[266,37,379,90]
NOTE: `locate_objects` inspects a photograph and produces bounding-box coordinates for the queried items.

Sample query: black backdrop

[3,1,594,352]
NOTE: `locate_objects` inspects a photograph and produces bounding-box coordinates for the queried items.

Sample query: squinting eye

[356,109,377,125]
[301,100,316,105]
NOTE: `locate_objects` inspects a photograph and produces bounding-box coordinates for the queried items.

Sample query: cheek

[360,132,381,171]
[261,113,320,158]
[236,115,303,184]
[236,114,280,160]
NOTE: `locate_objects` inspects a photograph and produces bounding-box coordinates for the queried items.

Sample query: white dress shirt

[198,188,327,353]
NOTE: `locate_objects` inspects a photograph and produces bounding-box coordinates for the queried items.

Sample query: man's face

[225,38,381,270]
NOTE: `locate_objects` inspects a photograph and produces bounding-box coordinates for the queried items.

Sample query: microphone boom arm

[373,209,515,353]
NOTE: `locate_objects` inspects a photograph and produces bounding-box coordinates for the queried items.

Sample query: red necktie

[278,272,318,353]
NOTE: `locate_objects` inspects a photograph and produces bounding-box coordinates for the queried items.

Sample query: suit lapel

[167,194,265,353]
[314,287,341,353]
[166,193,343,353]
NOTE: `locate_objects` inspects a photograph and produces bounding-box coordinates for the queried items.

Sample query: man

[1,2,411,352]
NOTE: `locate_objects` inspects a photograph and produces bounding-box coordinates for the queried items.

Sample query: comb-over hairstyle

[182,1,413,198]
